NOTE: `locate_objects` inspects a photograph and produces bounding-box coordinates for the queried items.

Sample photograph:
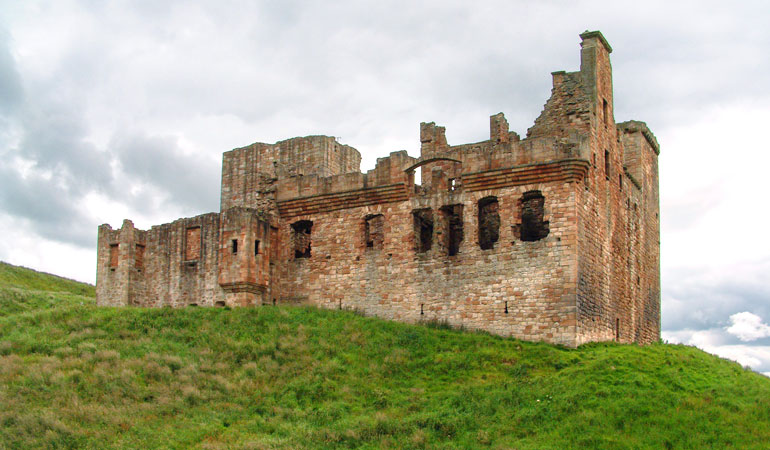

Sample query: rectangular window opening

[604,150,610,177]
[603,98,609,126]
[231,239,238,254]
[364,214,385,250]
[185,226,201,261]
[413,209,433,253]
[441,204,464,256]
[135,244,145,270]
[478,197,500,250]
[109,243,119,268]
[292,220,313,259]
[615,318,620,341]
[254,240,260,256]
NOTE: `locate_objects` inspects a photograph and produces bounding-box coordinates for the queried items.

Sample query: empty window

[478,196,499,250]
[231,239,238,254]
[603,98,609,126]
[449,178,457,191]
[109,244,119,268]
[254,240,260,256]
[413,209,433,253]
[615,318,620,341]
[440,204,463,256]
[520,191,550,242]
[135,244,145,270]
[604,150,610,177]
[185,227,201,260]
[364,214,385,250]
[292,220,313,258]
[619,174,623,190]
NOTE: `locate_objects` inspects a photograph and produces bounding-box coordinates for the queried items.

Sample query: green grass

[0,262,769,449]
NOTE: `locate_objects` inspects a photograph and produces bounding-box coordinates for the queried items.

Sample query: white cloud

[726,312,770,342]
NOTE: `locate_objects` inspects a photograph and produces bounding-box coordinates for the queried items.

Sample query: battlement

[96,31,660,347]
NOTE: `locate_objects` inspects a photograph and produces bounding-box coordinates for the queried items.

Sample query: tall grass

[1,262,769,449]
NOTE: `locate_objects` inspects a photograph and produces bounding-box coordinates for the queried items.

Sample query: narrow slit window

[519,190,550,242]
[292,220,313,259]
[413,209,433,253]
[478,196,499,250]
[254,240,260,256]
[231,239,238,254]
[604,150,610,177]
[603,98,609,126]
[619,174,623,190]
[364,214,385,250]
[440,204,464,256]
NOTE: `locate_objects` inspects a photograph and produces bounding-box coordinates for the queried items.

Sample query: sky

[1,0,769,375]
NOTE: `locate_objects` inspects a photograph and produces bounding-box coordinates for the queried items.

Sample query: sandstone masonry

[96,31,660,346]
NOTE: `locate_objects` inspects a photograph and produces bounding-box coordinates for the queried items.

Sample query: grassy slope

[0,263,769,449]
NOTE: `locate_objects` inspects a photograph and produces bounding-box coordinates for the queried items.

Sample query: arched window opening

[520,191,550,242]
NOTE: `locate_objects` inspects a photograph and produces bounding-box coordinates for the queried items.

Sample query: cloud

[726,312,770,342]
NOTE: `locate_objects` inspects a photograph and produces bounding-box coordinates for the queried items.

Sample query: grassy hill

[0,262,769,449]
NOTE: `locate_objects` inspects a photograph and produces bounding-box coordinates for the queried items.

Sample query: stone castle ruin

[96,31,660,347]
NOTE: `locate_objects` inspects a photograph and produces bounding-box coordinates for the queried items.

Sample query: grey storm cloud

[111,132,220,213]
[0,28,22,114]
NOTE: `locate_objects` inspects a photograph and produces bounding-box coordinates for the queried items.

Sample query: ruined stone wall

[96,220,146,306]
[96,30,660,346]
[270,169,581,345]
[220,136,362,213]
[141,213,224,307]
[572,32,660,345]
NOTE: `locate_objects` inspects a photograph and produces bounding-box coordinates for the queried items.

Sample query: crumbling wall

[97,30,660,347]
[272,178,580,346]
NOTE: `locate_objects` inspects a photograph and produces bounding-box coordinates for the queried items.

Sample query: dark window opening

[413,209,433,253]
[364,214,385,250]
[135,244,145,270]
[478,196,500,250]
[603,98,609,126]
[592,152,596,167]
[520,191,550,242]
[254,240,260,256]
[440,204,464,256]
[615,318,620,341]
[604,150,610,177]
[231,239,238,254]
[292,220,313,258]
[420,304,424,315]
[215,301,226,307]
[109,244,119,268]
[504,301,509,314]
[189,303,198,307]
[619,174,623,190]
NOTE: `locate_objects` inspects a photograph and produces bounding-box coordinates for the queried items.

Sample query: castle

[96,31,660,347]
